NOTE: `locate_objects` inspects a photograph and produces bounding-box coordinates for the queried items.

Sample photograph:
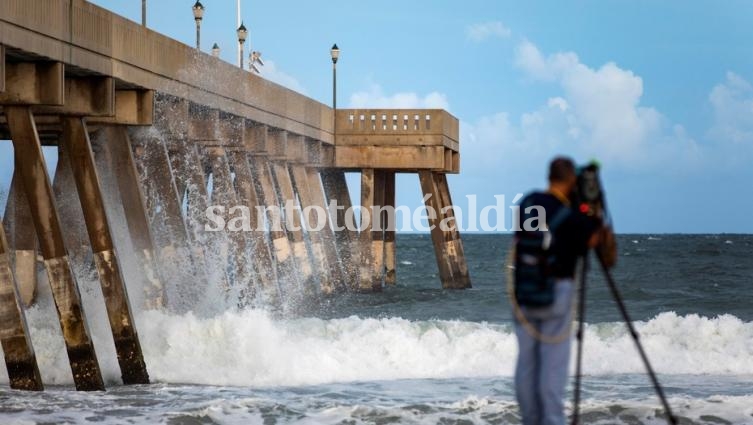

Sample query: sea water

[0,234,752,424]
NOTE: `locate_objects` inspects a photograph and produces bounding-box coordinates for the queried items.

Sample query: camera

[572,161,605,218]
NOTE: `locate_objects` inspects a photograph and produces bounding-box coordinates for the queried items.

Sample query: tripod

[570,250,678,425]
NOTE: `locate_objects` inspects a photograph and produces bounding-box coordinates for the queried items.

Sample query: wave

[1,309,752,387]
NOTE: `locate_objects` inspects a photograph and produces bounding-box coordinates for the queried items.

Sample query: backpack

[513,201,571,307]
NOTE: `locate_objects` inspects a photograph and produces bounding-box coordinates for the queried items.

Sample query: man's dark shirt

[516,192,600,278]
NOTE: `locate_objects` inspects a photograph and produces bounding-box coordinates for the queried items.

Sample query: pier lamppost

[331,44,340,108]
[331,44,340,131]
[192,1,204,50]
[212,43,221,58]
[237,22,248,69]
[142,0,146,26]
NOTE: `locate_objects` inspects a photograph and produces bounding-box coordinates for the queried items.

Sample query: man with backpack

[511,156,615,425]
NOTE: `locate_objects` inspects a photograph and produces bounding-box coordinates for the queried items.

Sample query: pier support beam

[384,171,397,285]
[305,167,346,291]
[130,131,205,313]
[95,127,166,309]
[60,117,149,385]
[206,147,255,301]
[434,173,470,288]
[270,160,315,292]
[359,169,385,292]
[248,155,300,297]
[321,171,360,290]
[289,165,335,293]
[227,151,279,302]
[3,172,39,307]
[418,171,471,289]
[0,221,43,391]
[4,106,104,391]
[168,144,231,295]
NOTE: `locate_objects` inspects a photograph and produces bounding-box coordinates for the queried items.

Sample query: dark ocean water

[1,234,752,424]
[305,234,753,324]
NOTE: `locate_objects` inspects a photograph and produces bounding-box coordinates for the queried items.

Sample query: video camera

[572,161,606,218]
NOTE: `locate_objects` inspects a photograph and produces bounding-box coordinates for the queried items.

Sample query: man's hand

[596,226,618,268]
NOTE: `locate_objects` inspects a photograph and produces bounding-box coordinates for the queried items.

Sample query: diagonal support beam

[305,167,347,291]
[3,170,39,307]
[419,170,457,289]
[0,220,43,391]
[433,173,471,288]
[270,160,316,292]
[205,147,256,302]
[4,106,104,391]
[94,126,166,309]
[60,117,150,385]
[321,170,360,290]
[248,155,301,297]
[227,150,280,302]
[289,164,335,294]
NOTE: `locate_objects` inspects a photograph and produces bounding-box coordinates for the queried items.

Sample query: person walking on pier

[511,157,614,425]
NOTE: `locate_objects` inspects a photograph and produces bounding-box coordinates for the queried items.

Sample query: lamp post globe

[330,43,340,65]
[237,22,248,69]
[192,1,204,49]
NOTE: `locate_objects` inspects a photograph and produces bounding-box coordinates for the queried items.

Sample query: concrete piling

[5,106,105,391]
[227,151,280,302]
[60,117,150,385]
[95,127,166,309]
[321,171,360,290]
[248,155,301,297]
[0,221,43,391]
[383,171,397,285]
[3,172,39,307]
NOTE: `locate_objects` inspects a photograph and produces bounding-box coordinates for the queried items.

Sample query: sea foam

[0,309,751,387]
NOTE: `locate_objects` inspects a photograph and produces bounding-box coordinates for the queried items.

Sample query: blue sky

[2,0,752,233]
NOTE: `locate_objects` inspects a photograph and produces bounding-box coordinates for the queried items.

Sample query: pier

[0,0,469,391]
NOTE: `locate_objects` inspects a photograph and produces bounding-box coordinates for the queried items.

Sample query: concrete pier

[0,0,470,391]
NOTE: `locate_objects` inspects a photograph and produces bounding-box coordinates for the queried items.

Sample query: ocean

[1,234,752,424]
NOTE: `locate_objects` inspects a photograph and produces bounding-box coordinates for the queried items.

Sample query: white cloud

[349,84,450,110]
[461,40,701,178]
[709,72,753,148]
[466,21,511,42]
[258,59,306,94]
[510,40,699,167]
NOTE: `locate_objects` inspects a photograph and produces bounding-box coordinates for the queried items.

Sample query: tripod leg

[570,256,588,425]
[596,253,678,425]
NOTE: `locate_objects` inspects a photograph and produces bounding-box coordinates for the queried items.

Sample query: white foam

[2,310,753,388]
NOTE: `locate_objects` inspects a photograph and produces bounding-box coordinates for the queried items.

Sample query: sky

[2,0,752,233]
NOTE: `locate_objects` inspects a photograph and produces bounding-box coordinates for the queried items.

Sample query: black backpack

[513,203,571,307]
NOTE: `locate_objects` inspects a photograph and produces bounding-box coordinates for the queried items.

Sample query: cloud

[508,40,699,167]
[466,21,511,42]
[258,59,306,94]
[461,40,701,179]
[349,84,450,110]
[708,72,753,150]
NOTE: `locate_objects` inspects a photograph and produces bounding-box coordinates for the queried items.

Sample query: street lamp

[212,43,221,58]
[192,1,204,49]
[330,44,339,110]
[331,43,340,141]
[142,0,147,26]
[237,22,248,69]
